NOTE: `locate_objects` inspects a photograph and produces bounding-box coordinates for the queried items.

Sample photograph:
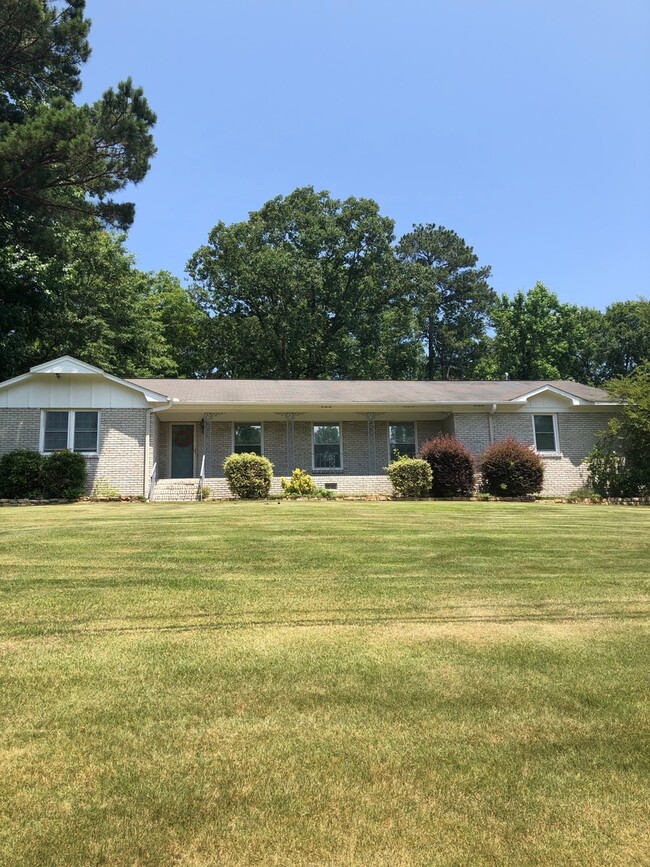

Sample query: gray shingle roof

[127,378,611,405]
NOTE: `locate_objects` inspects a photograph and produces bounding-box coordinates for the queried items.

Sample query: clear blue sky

[80,0,649,310]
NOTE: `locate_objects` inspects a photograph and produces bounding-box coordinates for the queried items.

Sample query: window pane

[44,411,69,451]
[234,424,262,454]
[534,415,556,451]
[74,412,98,452]
[389,423,416,459]
[314,425,341,468]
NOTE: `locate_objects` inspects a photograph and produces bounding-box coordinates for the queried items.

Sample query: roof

[127,378,611,405]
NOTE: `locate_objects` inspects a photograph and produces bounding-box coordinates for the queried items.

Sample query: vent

[324,483,337,490]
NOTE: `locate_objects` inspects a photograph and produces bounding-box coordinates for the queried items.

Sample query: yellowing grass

[0,501,648,865]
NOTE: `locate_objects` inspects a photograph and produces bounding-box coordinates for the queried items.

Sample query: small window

[533,415,558,453]
[389,423,416,460]
[234,423,262,455]
[313,424,341,469]
[43,410,99,453]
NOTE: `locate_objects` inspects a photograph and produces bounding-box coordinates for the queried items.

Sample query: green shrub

[418,435,475,497]
[43,450,87,499]
[567,486,602,503]
[480,438,544,497]
[281,468,317,497]
[0,449,45,498]
[92,478,120,498]
[224,452,273,499]
[386,456,432,498]
[586,429,641,497]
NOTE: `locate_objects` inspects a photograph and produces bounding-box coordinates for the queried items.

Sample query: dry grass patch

[0,501,649,865]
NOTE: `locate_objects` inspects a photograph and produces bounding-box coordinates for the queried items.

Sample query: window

[389,423,416,459]
[313,424,341,469]
[42,411,99,453]
[533,414,558,453]
[234,423,262,455]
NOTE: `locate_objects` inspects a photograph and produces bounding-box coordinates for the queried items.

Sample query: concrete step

[152,479,200,502]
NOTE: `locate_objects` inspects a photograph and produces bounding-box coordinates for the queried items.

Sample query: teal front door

[171,424,194,478]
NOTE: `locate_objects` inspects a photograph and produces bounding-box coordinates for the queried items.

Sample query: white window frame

[312,422,344,472]
[232,422,264,455]
[532,413,560,455]
[387,421,418,462]
[40,409,100,455]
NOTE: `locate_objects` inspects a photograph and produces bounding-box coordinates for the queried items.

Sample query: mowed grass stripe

[0,501,648,865]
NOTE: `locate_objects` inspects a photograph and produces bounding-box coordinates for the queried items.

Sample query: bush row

[388,436,544,499]
[0,449,88,499]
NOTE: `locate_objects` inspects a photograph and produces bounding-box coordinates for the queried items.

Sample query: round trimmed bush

[387,456,433,498]
[418,435,475,497]
[224,452,273,499]
[480,437,544,497]
[42,449,87,499]
[0,449,45,498]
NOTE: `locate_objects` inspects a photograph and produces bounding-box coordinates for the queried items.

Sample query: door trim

[169,422,196,478]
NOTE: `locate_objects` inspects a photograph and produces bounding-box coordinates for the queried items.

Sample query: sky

[80,0,650,310]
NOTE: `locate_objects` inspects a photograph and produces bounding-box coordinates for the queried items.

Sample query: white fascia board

[1,355,171,404]
[512,385,582,405]
[0,371,33,392]
[29,356,106,375]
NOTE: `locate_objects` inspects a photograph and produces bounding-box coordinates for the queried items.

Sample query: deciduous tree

[188,187,397,378]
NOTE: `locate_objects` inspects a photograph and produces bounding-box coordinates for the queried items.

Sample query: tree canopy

[188,187,397,378]
[0,0,157,380]
[396,224,494,380]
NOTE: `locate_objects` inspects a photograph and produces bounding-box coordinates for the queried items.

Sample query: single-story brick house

[0,356,618,499]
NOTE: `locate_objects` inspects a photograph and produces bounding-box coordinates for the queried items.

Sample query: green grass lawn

[1,501,648,866]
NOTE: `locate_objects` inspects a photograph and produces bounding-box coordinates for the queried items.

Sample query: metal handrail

[148,461,158,501]
[198,454,206,501]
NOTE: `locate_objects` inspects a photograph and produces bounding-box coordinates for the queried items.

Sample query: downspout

[488,403,497,444]
[144,397,177,496]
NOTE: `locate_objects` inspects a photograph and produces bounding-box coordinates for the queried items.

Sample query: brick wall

[453,413,492,457]
[85,408,148,496]
[0,408,40,454]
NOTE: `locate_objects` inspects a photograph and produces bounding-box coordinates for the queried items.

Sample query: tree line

[1,2,648,385]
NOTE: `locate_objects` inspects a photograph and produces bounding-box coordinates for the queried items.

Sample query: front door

[171,424,194,478]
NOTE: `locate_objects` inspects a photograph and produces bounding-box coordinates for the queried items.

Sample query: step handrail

[198,454,206,501]
[148,461,157,500]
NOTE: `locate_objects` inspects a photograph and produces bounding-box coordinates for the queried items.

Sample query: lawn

[0,500,648,866]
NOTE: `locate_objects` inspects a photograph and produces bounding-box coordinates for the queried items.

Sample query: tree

[479,282,607,383]
[0,1,156,239]
[587,362,650,496]
[395,224,494,380]
[601,299,650,380]
[20,229,180,377]
[188,187,397,379]
[0,0,156,377]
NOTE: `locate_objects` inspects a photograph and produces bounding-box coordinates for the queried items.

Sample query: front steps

[151,479,201,502]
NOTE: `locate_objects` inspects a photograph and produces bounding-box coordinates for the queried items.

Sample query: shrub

[281,468,317,497]
[386,456,432,498]
[42,450,87,499]
[0,449,45,498]
[224,452,273,499]
[567,486,602,504]
[418,435,475,497]
[586,428,641,497]
[480,438,544,497]
[92,478,120,498]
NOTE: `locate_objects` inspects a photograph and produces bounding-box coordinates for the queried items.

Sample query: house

[0,356,618,499]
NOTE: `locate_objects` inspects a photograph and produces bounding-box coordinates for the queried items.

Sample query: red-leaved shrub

[418,435,475,497]
[480,438,544,497]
